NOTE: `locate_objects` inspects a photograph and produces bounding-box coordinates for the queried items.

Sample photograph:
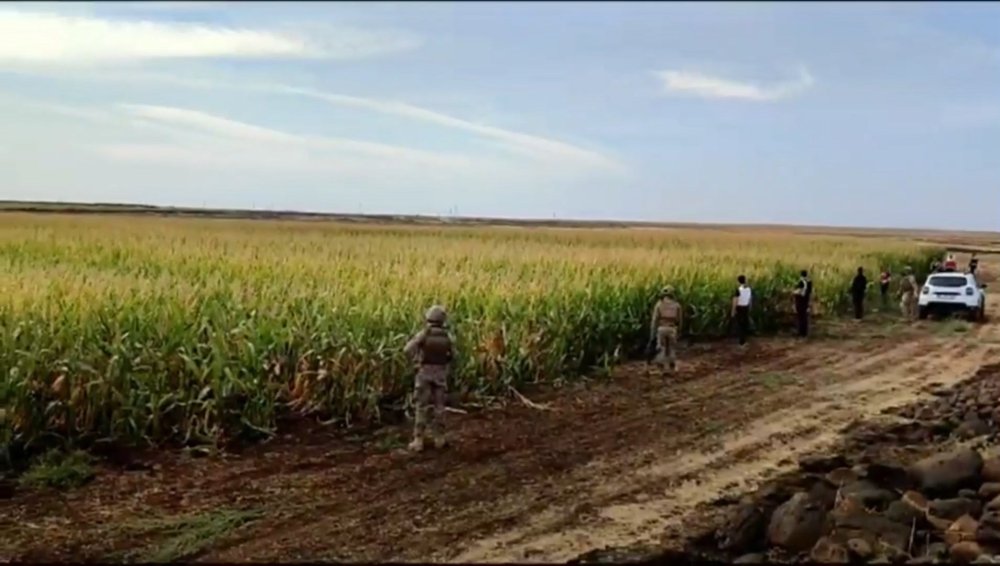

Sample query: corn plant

[0,213,940,456]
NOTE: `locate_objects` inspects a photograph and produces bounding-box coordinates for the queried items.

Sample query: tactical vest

[657,300,680,326]
[420,327,453,366]
[900,276,916,294]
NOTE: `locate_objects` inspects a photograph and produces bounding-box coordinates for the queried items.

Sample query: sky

[0,1,998,230]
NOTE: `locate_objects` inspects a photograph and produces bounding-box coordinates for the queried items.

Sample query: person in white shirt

[731,275,752,346]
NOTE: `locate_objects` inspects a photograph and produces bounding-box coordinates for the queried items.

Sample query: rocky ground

[580,362,1000,564]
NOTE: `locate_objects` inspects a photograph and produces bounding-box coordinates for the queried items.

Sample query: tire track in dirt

[445,298,999,563]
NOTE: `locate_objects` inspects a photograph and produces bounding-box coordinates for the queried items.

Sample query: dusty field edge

[572,362,1000,565]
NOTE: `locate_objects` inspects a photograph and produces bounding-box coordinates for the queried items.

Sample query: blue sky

[0,2,997,230]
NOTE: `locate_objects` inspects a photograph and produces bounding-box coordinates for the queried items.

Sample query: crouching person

[404,305,453,452]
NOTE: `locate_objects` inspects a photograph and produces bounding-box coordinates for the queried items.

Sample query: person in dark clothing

[879,269,891,309]
[970,254,979,275]
[793,270,813,337]
[850,267,868,320]
[731,275,752,346]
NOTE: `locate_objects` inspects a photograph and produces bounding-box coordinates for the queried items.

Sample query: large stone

[979,483,1000,500]
[733,553,765,564]
[946,515,981,546]
[930,498,983,521]
[976,510,1000,544]
[831,504,911,550]
[767,492,828,552]
[908,448,984,495]
[717,502,765,552]
[984,457,1000,483]
[808,480,838,510]
[811,537,849,563]
[951,541,986,563]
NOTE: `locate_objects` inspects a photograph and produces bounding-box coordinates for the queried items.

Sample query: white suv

[918,272,987,321]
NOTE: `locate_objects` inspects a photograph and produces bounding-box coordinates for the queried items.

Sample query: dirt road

[3,259,999,563]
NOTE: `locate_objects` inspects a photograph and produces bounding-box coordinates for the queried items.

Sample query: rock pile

[698,364,1000,564]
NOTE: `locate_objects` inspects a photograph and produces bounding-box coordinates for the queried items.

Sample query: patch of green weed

[758,372,798,390]
[118,508,263,563]
[19,449,95,490]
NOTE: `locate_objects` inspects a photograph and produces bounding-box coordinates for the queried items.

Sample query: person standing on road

[879,269,892,309]
[851,267,868,320]
[731,275,752,347]
[792,270,813,337]
[899,266,919,321]
[970,253,980,275]
[404,305,454,452]
[648,285,682,374]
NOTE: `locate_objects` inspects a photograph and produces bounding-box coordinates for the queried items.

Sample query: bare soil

[2,256,998,563]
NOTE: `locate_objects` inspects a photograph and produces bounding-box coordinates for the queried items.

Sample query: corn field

[0,214,940,455]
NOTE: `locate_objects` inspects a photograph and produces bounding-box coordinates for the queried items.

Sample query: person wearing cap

[648,285,683,373]
[969,253,980,275]
[898,266,918,320]
[403,305,454,452]
[943,254,958,272]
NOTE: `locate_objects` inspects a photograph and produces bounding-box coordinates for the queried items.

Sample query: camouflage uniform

[403,305,453,452]
[649,286,682,373]
[899,267,918,320]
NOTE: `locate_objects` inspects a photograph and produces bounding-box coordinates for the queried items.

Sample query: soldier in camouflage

[649,285,683,374]
[899,266,919,320]
[404,305,454,452]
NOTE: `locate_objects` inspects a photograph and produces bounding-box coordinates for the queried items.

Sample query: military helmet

[660,285,675,297]
[425,305,447,325]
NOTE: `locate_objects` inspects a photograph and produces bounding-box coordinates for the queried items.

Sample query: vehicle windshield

[928,275,968,288]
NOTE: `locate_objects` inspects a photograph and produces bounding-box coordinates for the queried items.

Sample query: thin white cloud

[270,86,622,171]
[655,68,815,102]
[48,71,622,171]
[115,104,476,169]
[0,8,419,65]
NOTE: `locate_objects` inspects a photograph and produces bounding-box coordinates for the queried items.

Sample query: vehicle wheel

[968,307,982,323]
[918,306,928,320]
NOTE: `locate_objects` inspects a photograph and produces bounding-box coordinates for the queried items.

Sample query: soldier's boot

[408,436,425,452]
